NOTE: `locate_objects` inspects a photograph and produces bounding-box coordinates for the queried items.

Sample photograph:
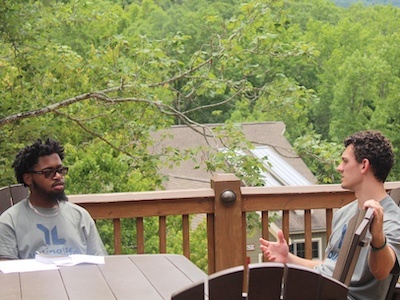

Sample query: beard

[52,190,68,201]
[31,181,68,202]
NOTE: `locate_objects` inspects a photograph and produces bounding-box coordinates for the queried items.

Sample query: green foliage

[2,0,400,270]
[64,140,162,195]
[188,220,208,272]
[294,133,343,184]
[328,52,393,142]
[334,0,400,7]
[201,123,268,186]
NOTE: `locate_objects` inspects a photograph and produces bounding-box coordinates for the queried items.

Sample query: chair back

[386,188,400,300]
[208,265,244,300]
[0,186,12,215]
[172,262,349,300]
[0,184,29,215]
[247,263,347,300]
[332,207,374,285]
[247,262,284,300]
[9,184,29,204]
[318,272,350,300]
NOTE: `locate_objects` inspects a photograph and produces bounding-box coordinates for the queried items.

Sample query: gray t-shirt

[314,196,400,300]
[0,198,107,259]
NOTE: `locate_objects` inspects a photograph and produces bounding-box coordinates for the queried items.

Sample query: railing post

[211,174,244,272]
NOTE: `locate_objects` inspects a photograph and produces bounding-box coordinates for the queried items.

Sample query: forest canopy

[1,0,400,191]
[334,0,400,6]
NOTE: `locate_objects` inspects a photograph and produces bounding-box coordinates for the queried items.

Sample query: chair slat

[319,273,348,300]
[0,186,12,215]
[386,188,400,300]
[208,265,244,300]
[174,262,350,300]
[332,208,373,285]
[283,263,322,300]
[247,262,284,300]
[9,184,29,205]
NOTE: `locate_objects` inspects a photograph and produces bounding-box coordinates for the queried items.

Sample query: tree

[1,0,317,185]
[328,52,394,141]
[294,132,343,184]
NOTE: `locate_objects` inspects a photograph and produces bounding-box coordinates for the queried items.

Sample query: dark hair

[344,130,394,182]
[12,138,65,185]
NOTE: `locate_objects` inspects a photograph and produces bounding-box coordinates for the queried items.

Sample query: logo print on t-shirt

[338,223,347,249]
[36,224,66,245]
[327,223,348,261]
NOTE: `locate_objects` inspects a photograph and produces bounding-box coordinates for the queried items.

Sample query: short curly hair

[344,130,394,182]
[12,138,65,185]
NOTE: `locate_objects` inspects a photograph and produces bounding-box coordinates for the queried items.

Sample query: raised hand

[259,230,289,263]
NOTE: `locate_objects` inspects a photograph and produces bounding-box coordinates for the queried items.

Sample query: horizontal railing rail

[69,174,400,274]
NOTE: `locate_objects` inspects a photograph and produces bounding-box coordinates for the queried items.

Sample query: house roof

[150,122,326,233]
[251,146,314,187]
[151,122,317,190]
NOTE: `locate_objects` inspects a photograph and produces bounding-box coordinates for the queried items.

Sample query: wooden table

[0,254,207,300]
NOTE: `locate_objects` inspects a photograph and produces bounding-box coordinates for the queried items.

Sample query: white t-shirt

[0,198,107,259]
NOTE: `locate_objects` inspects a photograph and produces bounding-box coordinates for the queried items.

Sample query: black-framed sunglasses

[29,167,69,179]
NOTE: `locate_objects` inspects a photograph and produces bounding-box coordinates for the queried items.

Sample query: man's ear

[361,158,371,173]
[22,173,32,186]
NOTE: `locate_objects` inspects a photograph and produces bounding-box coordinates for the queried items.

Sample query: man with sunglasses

[0,138,107,260]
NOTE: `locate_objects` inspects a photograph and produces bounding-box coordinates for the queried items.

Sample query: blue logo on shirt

[327,224,347,261]
[36,224,66,245]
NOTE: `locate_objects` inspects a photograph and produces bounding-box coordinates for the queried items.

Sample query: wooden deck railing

[69,174,400,274]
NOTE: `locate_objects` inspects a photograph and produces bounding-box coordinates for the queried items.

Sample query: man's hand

[363,199,385,246]
[259,230,289,263]
[363,199,396,280]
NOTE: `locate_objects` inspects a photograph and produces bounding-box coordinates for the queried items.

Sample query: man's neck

[354,182,388,207]
[29,194,58,208]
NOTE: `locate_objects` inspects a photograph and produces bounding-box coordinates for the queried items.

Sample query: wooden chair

[246,262,348,300]
[0,184,29,215]
[387,188,400,299]
[332,207,374,285]
[0,185,12,215]
[247,262,284,300]
[9,183,29,205]
[171,208,370,300]
[172,263,347,300]
[208,265,244,300]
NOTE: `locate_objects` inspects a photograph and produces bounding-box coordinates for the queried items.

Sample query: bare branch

[54,110,136,159]
[1,93,93,127]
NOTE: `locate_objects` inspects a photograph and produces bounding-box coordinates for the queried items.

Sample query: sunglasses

[29,167,69,179]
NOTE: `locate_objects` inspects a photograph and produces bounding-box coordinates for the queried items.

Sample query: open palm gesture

[259,230,289,263]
